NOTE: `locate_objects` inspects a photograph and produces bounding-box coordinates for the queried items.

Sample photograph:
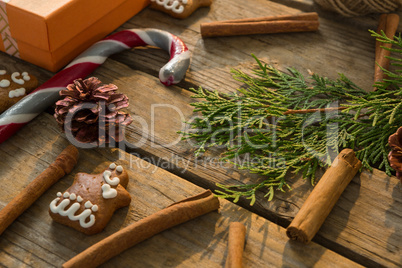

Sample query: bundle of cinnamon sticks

[201,12,319,38]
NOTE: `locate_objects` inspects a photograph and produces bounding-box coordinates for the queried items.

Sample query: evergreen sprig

[180,30,402,205]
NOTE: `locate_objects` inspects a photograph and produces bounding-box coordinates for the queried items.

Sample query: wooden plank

[85,59,401,267]
[111,1,402,266]
[0,113,360,267]
[114,0,402,94]
[0,0,400,266]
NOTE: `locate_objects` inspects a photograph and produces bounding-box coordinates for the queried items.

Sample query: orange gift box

[0,0,149,72]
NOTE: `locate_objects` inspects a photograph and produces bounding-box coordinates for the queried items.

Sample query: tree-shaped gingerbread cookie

[49,163,131,235]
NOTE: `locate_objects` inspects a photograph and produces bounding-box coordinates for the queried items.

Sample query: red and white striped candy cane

[0,28,191,144]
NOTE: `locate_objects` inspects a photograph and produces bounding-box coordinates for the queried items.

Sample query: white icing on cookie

[57,192,62,197]
[69,193,77,200]
[152,0,187,14]
[0,79,10,87]
[77,195,83,202]
[85,200,94,208]
[8,88,26,98]
[63,192,70,198]
[49,197,95,228]
[0,70,6,75]
[103,170,120,186]
[109,163,116,169]
[21,72,30,81]
[116,165,123,173]
[11,72,24,85]
[102,184,117,199]
[91,205,98,212]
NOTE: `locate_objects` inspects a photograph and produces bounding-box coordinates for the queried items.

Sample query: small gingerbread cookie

[150,0,213,19]
[49,163,131,235]
[0,70,38,113]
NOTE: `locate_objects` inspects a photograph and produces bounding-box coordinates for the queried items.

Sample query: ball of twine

[314,0,400,16]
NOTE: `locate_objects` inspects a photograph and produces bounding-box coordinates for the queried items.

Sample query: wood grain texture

[0,113,361,268]
[0,0,401,267]
[90,59,401,267]
[113,0,393,93]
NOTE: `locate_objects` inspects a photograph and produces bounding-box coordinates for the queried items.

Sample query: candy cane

[0,28,191,144]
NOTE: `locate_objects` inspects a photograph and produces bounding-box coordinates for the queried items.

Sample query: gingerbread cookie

[49,163,131,235]
[0,70,38,113]
[150,0,213,19]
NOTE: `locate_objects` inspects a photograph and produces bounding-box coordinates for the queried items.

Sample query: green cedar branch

[180,30,402,204]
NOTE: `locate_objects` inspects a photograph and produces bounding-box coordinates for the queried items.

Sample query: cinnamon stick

[225,222,246,268]
[221,12,319,24]
[286,149,361,243]
[0,145,79,235]
[201,13,319,38]
[63,190,220,268]
[374,14,400,88]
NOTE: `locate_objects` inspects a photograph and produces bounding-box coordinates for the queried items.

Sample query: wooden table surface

[0,0,401,267]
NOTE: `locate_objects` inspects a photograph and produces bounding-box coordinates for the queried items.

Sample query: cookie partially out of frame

[150,0,213,19]
[49,163,131,235]
[0,70,38,113]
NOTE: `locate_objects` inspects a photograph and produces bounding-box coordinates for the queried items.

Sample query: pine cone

[388,126,402,183]
[54,77,132,145]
